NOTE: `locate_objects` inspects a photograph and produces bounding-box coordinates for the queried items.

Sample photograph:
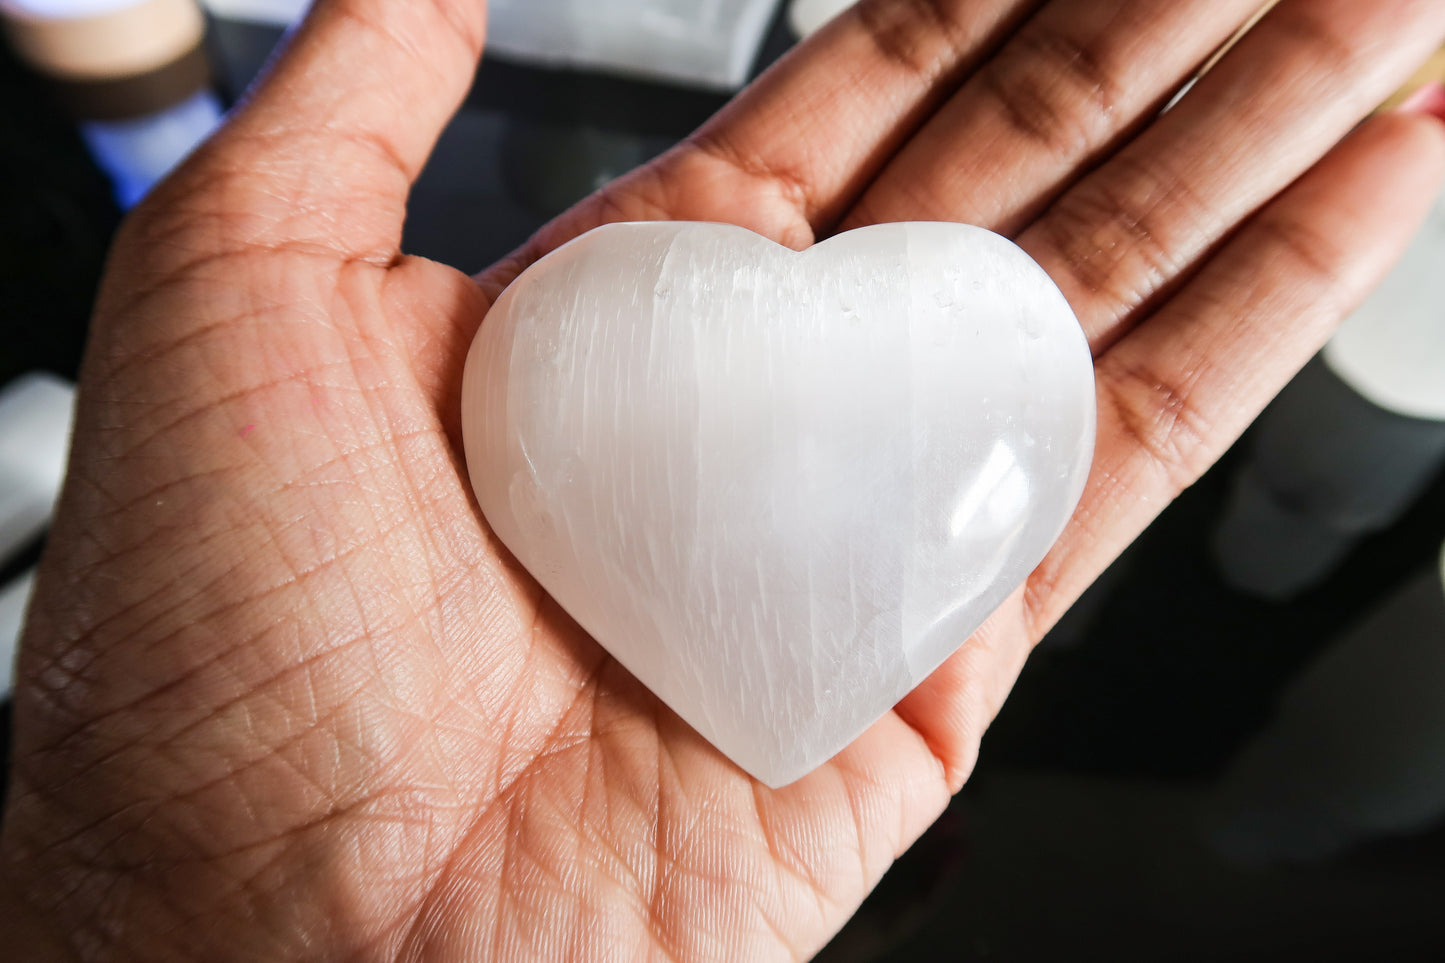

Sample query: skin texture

[3,0,1445,959]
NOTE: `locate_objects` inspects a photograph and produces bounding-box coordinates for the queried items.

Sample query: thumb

[184,0,488,261]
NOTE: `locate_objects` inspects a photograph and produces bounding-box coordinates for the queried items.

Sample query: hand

[3,0,1443,959]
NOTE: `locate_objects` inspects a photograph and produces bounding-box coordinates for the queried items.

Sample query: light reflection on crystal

[949,440,1029,540]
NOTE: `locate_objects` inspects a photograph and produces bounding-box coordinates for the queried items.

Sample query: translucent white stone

[462,222,1095,786]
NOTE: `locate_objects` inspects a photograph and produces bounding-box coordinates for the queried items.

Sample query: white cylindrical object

[0,374,77,566]
[787,0,853,38]
[1,1,138,16]
[0,0,205,80]
[197,0,306,23]
[0,570,37,698]
[2,0,221,207]
[485,0,782,91]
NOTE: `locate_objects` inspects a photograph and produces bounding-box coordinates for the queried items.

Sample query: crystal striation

[462,221,1096,787]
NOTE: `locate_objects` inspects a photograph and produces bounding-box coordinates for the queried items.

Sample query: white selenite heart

[462,221,1095,787]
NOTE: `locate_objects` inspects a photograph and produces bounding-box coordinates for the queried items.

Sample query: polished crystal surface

[462,221,1096,786]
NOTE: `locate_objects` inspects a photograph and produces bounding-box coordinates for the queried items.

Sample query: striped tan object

[1,0,204,81]
[1,0,209,119]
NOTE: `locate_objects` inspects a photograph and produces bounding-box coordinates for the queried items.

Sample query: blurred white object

[199,0,305,21]
[0,374,76,566]
[2,0,146,17]
[201,0,781,90]
[1,0,205,76]
[488,0,781,90]
[0,570,36,697]
[787,0,852,37]
[1325,189,1445,420]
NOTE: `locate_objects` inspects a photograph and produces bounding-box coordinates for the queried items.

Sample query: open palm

[4,0,1444,959]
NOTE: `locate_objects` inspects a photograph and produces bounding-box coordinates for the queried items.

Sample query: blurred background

[2,2,1445,959]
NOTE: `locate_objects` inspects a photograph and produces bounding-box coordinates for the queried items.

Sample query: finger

[1017,0,1445,352]
[484,0,1044,281]
[681,0,1044,239]
[185,0,487,260]
[840,0,1264,234]
[891,110,1445,786]
[1023,111,1445,639]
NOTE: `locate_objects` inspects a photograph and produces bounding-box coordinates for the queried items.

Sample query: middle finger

[1018,0,1445,351]
[840,0,1265,234]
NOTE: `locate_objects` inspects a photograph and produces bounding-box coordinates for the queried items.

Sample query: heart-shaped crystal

[462,221,1095,786]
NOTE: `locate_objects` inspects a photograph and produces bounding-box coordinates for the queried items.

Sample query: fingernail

[1397,81,1445,122]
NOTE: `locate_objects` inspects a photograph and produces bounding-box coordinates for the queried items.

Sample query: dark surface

[5,14,1445,961]
[0,42,119,390]
[1213,356,1445,598]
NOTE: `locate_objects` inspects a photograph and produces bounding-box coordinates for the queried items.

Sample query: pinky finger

[1024,109,1445,636]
